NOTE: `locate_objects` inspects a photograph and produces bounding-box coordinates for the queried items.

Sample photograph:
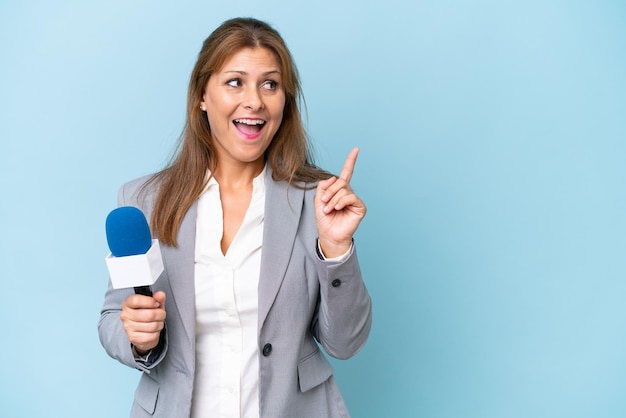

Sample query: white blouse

[191,167,266,418]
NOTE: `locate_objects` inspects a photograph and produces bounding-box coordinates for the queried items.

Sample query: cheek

[205,111,228,134]
[273,95,287,122]
[205,97,233,127]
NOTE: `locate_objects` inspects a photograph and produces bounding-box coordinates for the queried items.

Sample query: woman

[99,17,372,418]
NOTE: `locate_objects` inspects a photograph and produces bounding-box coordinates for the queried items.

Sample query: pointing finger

[339,147,360,183]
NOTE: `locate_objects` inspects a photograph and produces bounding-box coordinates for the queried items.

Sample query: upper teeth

[235,119,265,125]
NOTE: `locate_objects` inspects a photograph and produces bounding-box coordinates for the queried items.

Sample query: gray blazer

[98,168,372,418]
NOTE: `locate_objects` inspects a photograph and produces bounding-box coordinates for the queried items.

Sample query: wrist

[318,238,352,259]
[133,345,151,356]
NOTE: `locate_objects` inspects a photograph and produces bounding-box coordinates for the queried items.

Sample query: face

[201,47,286,170]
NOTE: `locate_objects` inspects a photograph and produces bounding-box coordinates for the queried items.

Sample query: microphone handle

[134,286,153,297]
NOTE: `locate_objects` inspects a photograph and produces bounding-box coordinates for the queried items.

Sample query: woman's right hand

[120,290,167,354]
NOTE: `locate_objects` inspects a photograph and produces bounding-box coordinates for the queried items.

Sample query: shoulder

[117,172,160,209]
[266,174,318,204]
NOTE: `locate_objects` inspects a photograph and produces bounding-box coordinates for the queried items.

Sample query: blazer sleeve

[311,242,372,360]
[97,177,168,373]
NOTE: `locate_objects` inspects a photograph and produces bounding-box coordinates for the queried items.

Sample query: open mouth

[234,118,266,136]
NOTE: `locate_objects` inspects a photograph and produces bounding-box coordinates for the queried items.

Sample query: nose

[243,87,264,111]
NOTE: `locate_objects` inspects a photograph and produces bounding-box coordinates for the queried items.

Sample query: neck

[213,159,265,189]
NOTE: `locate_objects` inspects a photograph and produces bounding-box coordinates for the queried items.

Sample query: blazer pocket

[134,373,159,414]
[297,348,334,392]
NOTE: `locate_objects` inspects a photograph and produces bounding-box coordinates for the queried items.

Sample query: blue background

[1,1,625,417]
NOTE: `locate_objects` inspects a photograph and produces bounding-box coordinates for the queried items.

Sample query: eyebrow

[223,70,281,76]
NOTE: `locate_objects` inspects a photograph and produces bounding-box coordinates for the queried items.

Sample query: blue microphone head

[105,206,153,257]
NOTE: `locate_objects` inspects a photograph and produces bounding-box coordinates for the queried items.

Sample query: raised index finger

[339,147,360,183]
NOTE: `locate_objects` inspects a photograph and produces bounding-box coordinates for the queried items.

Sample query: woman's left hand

[315,147,367,258]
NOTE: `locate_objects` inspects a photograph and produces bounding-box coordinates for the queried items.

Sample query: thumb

[153,291,166,307]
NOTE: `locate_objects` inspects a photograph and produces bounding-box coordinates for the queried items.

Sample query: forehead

[217,47,282,73]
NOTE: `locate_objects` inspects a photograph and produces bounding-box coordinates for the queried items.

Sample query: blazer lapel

[157,169,306,343]
[160,201,198,347]
[258,169,305,331]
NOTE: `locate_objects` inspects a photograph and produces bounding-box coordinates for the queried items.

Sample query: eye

[262,80,279,90]
[226,78,242,88]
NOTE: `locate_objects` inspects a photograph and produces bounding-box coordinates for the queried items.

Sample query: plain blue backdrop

[1,0,625,417]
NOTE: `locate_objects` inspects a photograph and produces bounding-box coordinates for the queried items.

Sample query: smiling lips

[234,118,266,139]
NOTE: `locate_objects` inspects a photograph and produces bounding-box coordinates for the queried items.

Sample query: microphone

[105,206,164,296]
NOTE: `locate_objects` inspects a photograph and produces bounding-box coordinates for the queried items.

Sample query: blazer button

[262,343,272,356]
[331,279,341,288]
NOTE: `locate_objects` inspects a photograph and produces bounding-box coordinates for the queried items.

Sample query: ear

[200,99,207,112]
